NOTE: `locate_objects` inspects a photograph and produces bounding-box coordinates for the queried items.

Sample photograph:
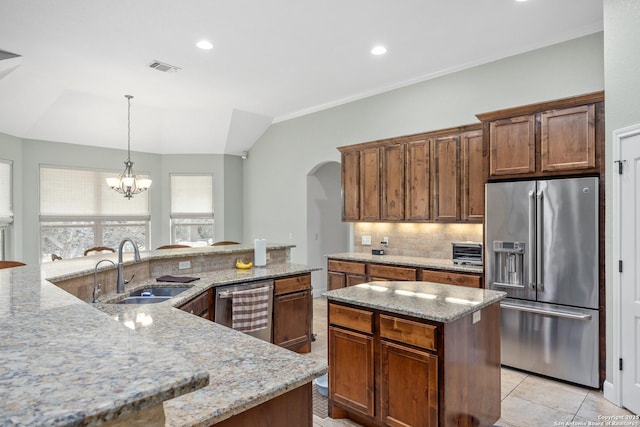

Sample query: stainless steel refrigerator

[485,177,599,388]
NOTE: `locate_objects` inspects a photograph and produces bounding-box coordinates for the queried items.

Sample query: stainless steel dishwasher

[214,279,274,342]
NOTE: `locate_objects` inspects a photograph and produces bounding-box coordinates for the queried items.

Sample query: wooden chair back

[83,246,116,256]
[211,241,240,246]
[0,261,26,269]
[156,244,191,250]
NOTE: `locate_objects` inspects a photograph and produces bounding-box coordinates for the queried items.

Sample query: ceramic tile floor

[305,296,640,427]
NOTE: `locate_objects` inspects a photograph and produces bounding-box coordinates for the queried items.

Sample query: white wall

[243,33,605,266]
[604,0,640,386]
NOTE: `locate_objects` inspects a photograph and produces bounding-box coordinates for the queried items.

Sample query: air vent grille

[147,60,181,73]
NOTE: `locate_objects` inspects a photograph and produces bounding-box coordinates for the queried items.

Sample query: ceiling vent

[147,60,181,73]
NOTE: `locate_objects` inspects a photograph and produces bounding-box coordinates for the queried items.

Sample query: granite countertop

[327,252,483,274]
[325,281,506,323]
[0,253,325,426]
[0,267,209,426]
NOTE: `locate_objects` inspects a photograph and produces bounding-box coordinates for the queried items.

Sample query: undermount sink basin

[117,296,172,304]
[128,287,191,297]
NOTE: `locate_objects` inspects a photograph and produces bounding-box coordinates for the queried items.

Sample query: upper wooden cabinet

[338,124,484,223]
[478,91,604,180]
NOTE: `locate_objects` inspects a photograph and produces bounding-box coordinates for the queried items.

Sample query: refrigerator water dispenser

[493,241,525,287]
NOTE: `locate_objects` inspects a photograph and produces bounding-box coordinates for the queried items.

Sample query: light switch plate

[178,261,191,270]
[362,236,372,245]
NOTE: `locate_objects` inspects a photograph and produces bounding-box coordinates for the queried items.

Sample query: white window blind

[0,160,12,224]
[170,175,214,218]
[40,166,150,218]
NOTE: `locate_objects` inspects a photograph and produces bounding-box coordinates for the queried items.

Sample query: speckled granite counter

[1,246,326,426]
[326,252,483,274]
[0,266,209,426]
[325,281,505,323]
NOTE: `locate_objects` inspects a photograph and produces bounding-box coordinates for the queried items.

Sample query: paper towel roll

[254,239,267,267]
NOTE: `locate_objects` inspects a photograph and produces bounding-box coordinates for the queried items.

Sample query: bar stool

[0,261,26,269]
[156,244,191,250]
[83,246,116,256]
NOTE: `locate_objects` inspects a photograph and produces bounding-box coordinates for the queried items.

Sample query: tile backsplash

[353,222,483,260]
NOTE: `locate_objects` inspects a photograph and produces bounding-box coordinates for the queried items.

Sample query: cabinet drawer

[421,269,482,288]
[368,264,416,281]
[274,274,311,296]
[329,303,373,334]
[379,314,437,351]
[328,259,366,275]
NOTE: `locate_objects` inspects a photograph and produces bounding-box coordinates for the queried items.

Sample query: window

[0,160,12,260]
[39,165,150,262]
[170,174,214,246]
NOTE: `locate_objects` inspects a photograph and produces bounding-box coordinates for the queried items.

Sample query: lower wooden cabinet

[380,341,438,427]
[420,268,483,288]
[273,274,312,353]
[327,259,367,290]
[178,289,213,320]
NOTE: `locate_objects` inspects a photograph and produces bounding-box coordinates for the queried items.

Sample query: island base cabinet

[328,326,375,418]
[213,383,312,427]
[381,341,438,427]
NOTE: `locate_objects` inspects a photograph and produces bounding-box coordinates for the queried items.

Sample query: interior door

[620,132,640,414]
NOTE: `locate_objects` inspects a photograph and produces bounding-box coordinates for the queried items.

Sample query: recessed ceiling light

[371,45,387,56]
[196,40,213,50]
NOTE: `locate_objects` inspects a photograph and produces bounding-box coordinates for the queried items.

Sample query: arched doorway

[307,161,349,296]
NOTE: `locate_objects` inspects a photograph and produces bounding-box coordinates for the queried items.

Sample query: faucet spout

[117,238,141,293]
[93,259,116,303]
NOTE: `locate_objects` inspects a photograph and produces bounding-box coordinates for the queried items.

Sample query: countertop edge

[326,252,483,274]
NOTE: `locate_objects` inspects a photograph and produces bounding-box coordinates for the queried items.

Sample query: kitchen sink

[117,296,172,304]
[128,287,191,297]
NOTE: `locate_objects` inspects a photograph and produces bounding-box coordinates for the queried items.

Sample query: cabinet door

[328,271,346,290]
[360,147,381,221]
[273,290,311,352]
[380,340,438,427]
[329,326,375,417]
[461,130,484,222]
[405,137,432,221]
[341,150,360,221]
[346,274,367,287]
[541,104,596,172]
[179,289,212,320]
[432,135,460,221]
[381,143,405,220]
[489,115,535,176]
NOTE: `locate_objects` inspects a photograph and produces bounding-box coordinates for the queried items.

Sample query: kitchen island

[325,281,506,427]
[0,244,326,426]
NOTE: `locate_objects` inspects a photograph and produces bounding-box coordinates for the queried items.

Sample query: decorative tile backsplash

[353,222,483,260]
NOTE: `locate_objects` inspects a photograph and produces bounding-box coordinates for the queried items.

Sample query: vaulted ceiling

[0,0,603,155]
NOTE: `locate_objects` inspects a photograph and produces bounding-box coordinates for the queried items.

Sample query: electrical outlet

[382,237,389,245]
[362,236,372,245]
[178,261,191,270]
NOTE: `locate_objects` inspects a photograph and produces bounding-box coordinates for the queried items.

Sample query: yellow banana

[235,259,253,269]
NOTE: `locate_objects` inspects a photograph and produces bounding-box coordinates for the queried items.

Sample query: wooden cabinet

[327,259,367,290]
[178,289,213,320]
[432,134,460,221]
[367,263,417,281]
[360,147,381,221]
[381,143,405,220]
[328,300,501,427]
[405,136,432,221]
[461,129,485,221]
[273,274,312,353]
[338,124,483,223]
[420,268,483,288]
[478,91,604,180]
[341,149,360,221]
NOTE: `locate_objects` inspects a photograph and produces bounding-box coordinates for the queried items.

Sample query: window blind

[40,166,150,218]
[170,174,214,218]
[0,160,12,224]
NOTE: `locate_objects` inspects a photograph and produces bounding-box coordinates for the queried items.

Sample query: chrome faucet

[93,259,116,302]
[117,238,141,293]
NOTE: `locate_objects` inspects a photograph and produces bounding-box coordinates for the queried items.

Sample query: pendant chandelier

[106,95,152,199]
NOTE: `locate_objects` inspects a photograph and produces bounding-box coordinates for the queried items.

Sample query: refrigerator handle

[528,190,536,289]
[501,302,591,321]
[536,189,544,291]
